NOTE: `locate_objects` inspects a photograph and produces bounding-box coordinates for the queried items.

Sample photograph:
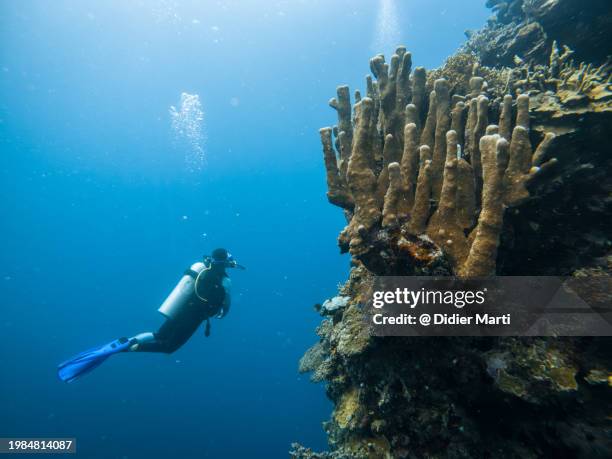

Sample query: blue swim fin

[57,337,132,383]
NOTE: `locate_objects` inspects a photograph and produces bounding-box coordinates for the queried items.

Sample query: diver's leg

[128,319,175,353]
[131,315,203,354]
[127,332,155,350]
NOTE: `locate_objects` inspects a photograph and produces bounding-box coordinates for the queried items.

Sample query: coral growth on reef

[295,2,612,458]
[321,45,557,278]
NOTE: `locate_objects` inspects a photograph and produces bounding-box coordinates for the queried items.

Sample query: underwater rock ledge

[465,0,612,68]
[293,2,612,459]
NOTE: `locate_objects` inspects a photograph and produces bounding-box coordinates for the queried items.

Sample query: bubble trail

[169,92,206,171]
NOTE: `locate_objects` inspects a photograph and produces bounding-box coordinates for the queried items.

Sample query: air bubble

[170,93,206,171]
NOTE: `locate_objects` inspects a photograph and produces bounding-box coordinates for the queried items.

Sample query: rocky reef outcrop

[294,2,612,458]
[465,0,612,68]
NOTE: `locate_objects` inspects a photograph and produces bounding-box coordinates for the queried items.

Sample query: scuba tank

[158,252,245,321]
[158,261,206,320]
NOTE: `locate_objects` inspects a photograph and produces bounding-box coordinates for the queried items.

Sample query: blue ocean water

[0,1,488,458]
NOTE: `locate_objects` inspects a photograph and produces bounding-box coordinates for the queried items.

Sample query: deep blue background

[0,1,488,458]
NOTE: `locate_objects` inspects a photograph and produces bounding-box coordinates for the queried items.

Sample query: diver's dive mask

[203,252,246,270]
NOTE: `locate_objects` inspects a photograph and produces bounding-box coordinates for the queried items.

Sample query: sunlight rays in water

[372,0,402,55]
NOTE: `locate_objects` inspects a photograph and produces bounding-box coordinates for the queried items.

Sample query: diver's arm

[219,294,230,317]
[218,277,232,318]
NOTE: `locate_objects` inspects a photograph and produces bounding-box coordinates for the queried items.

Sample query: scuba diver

[58,248,245,383]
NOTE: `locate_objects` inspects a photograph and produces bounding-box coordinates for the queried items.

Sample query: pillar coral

[321,47,556,276]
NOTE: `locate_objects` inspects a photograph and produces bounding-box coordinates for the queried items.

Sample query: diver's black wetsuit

[135,298,212,353]
[134,267,228,354]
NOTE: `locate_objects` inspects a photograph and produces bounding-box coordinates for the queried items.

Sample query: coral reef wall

[467,0,612,67]
[294,2,612,458]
